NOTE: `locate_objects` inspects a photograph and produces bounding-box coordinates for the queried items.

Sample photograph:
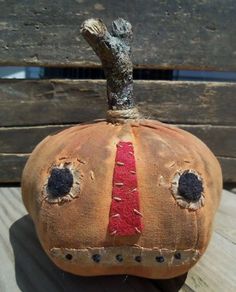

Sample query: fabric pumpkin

[21,18,222,279]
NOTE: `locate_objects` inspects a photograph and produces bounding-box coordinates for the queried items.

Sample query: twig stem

[81,18,135,111]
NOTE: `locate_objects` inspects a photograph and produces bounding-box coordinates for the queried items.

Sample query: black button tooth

[135,255,142,263]
[65,254,73,260]
[155,256,165,263]
[92,254,101,263]
[174,252,181,260]
[116,254,123,262]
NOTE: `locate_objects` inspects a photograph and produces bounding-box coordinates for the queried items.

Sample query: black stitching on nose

[155,256,165,263]
[116,254,123,262]
[92,254,101,263]
[135,256,142,262]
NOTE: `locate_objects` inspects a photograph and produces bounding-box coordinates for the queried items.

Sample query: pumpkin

[21,18,222,279]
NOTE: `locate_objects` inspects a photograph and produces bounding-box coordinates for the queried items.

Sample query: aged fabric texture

[22,119,222,278]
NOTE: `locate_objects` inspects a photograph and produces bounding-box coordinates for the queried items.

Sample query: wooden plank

[0,188,236,291]
[0,0,236,70]
[218,157,236,183]
[180,125,236,158]
[0,155,235,184]
[0,125,69,153]
[185,232,236,291]
[1,80,236,127]
[214,190,236,244]
[183,190,236,292]
[0,124,235,157]
[0,154,28,183]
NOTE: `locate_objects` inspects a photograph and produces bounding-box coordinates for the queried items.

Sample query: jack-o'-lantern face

[22,17,222,280]
[22,119,222,279]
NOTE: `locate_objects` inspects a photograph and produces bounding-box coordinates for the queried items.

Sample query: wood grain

[1,124,235,157]
[1,80,236,127]
[1,79,235,183]
[214,190,236,244]
[183,190,236,291]
[218,157,236,183]
[0,0,236,70]
[0,154,28,183]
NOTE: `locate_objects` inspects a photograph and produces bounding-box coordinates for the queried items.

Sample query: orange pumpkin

[21,18,222,279]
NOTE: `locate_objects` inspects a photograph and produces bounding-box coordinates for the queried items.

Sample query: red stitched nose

[108,141,143,236]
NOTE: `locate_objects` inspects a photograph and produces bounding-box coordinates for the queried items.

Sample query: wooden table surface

[0,188,235,292]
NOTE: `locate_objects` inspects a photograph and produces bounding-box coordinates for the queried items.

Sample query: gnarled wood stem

[81,18,137,117]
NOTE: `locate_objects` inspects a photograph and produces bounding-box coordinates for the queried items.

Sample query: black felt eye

[178,171,203,202]
[47,168,73,198]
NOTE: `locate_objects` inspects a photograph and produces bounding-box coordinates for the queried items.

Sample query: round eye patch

[178,172,203,202]
[171,169,205,210]
[43,163,80,204]
[47,168,74,198]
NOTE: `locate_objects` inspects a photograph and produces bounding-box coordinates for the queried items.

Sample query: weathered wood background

[0,0,236,183]
[1,0,236,70]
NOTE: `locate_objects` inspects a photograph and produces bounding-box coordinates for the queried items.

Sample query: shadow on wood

[9,215,186,292]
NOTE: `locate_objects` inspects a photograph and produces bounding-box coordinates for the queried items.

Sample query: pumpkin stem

[81,18,140,121]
